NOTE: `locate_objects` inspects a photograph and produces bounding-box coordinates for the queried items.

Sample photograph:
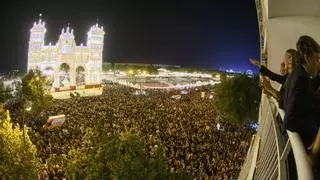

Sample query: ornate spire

[38,13,42,24]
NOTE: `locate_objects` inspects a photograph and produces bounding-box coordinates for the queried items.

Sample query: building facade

[28,19,105,91]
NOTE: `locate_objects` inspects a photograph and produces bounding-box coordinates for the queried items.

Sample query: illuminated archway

[43,66,55,88]
[76,66,86,86]
[59,63,71,88]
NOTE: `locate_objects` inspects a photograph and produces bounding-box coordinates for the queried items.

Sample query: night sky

[1,1,260,73]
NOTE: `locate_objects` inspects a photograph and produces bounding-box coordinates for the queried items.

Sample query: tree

[220,72,227,82]
[62,126,192,180]
[103,63,113,72]
[4,70,53,129]
[212,72,219,78]
[0,81,13,103]
[146,65,159,75]
[19,69,53,115]
[0,107,39,179]
[214,74,261,123]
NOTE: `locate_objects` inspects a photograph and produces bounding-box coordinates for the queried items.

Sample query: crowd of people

[10,84,254,179]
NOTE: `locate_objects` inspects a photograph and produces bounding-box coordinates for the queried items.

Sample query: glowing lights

[103,76,219,90]
[216,123,221,130]
[128,69,134,75]
[28,19,105,90]
[142,70,148,75]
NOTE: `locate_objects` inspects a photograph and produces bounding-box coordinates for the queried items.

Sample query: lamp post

[35,73,40,92]
[22,96,32,150]
[22,72,37,149]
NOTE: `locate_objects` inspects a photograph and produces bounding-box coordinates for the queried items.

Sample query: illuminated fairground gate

[239,0,320,179]
[27,18,105,91]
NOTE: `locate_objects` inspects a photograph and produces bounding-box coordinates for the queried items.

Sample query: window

[62,46,71,54]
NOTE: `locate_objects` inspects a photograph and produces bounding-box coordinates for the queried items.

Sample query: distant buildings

[103,62,181,68]
[0,70,21,81]
[219,68,254,76]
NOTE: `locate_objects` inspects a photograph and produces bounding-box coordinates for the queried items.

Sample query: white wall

[268,0,320,18]
[266,16,320,73]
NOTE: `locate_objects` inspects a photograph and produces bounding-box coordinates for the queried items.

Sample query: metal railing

[238,95,313,180]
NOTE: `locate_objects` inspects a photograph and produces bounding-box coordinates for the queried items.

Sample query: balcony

[238,95,313,179]
[239,1,320,178]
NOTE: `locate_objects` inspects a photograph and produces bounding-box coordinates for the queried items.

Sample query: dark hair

[286,49,297,68]
[296,35,320,64]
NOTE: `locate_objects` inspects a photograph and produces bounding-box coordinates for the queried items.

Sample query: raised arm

[250,58,287,84]
[260,66,287,84]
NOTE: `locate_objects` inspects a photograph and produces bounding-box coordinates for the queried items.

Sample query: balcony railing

[238,94,313,180]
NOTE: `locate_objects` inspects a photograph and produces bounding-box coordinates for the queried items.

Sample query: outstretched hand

[262,89,272,98]
[250,58,261,68]
[260,76,272,90]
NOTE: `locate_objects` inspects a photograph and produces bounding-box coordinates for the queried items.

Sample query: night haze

[1,0,260,73]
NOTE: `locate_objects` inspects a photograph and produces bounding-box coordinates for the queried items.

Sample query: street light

[22,97,32,150]
[25,106,32,112]
[128,69,134,75]
[34,73,41,94]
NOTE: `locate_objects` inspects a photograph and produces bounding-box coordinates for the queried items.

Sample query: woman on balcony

[284,35,320,178]
[250,49,297,109]
[284,35,320,148]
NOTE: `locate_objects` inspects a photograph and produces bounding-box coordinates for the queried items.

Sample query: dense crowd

[11,84,254,179]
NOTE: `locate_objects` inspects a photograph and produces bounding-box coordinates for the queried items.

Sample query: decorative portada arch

[43,66,55,87]
[75,66,86,86]
[27,19,105,92]
[58,63,71,90]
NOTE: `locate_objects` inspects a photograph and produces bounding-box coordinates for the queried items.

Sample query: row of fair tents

[108,79,219,90]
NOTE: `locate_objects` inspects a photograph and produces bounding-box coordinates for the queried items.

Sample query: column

[69,66,76,90]
[53,73,60,92]
[85,71,91,88]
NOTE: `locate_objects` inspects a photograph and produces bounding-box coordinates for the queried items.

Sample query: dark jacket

[283,65,319,148]
[260,66,287,109]
[260,66,287,84]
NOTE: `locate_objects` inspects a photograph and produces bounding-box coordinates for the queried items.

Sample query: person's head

[284,49,297,73]
[296,35,320,76]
